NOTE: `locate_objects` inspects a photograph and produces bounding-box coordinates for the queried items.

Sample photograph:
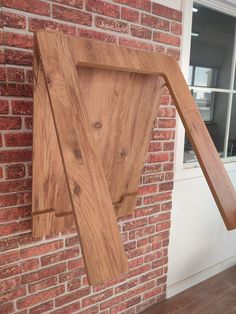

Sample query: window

[184,3,236,163]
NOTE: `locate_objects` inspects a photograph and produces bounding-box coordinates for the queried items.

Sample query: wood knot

[93,122,102,129]
[119,148,128,158]
[74,185,81,195]
[74,148,82,159]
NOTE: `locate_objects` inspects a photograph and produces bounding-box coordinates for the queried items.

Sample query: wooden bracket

[32,31,236,285]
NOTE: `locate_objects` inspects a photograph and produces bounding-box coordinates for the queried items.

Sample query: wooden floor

[144,266,236,314]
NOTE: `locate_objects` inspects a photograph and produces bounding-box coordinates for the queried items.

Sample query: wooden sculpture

[32,31,236,285]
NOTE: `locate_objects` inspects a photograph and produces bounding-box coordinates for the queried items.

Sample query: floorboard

[144,266,236,314]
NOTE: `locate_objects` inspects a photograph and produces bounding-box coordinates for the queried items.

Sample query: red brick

[158,107,176,117]
[24,117,32,129]
[0,67,6,81]
[131,25,152,39]
[5,49,33,66]
[0,250,20,266]
[4,32,33,49]
[22,263,66,284]
[148,142,162,152]
[119,38,153,51]
[128,244,152,259]
[121,7,139,22]
[22,258,39,272]
[66,277,81,291]
[161,94,171,105]
[0,286,26,304]
[156,220,171,232]
[147,152,169,163]
[163,142,174,151]
[7,68,24,82]
[41,247,80,266]
[143,286,162,299]
[5,164,25,180]
[143,192,171,205]
[153,32,180,47]
[82,289,113,307]
[52,5,92,26]
[128,264,151,278]
[140,268,164,283]
[0,179,31,193]
[0,275,22,292]
[78,29,117,43]
[171,21,182,35]
[0,303,14,314]
[110,302,128,314]
[114,0,151,12]
[29,301,53,314]
[161,201,172,212]
[4,133,32,147]
[134,204,160,217]
[152,3,182,21]
[17,285,64,309]
[29,277,57,293]
[149,231,169,244]
[95,16,128,33]
[2,0,50,16]
[100,293,127,310]
[159,181,173,192]
[141,13,170,31]
[86,0,120,18]
[0,222,20,236]
[155,44,165,53]
[167,47,180,61]
[123,218,148,231]
[50,0,83,8]
[143,164,162,174]
[142,173,164,184]
[21,240,63,258]
[0,117,21,130]
[163,162,174,171]
[0,194,17,207]
[129,225,156,240]
[124,241,136,251]
[0,263,22,279]
[0,150,32,163]
[55,287,91,307]
[29,18,76,35]
[2,12,26,29]
[52,301,82,314]
[0,100,9,114]
[68,257,85,270]
[152,256,168,269]
[138,184,157,195]
[158,118,176,128]
[59,268,82,283]
[115,278,138,294]
[11,100,33,115]
[151,130,174,141]
[0,83,33,97]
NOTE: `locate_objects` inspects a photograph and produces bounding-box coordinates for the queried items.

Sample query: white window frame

[175,0,236,181]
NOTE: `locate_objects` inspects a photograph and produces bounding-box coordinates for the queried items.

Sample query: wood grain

[35,32,128,285]
[32,48,74,237]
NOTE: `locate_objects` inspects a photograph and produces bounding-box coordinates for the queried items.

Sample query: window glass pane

[184,92,228,163]
[190,3,235,89]
[227,95,236,157]
[188,66,193,85]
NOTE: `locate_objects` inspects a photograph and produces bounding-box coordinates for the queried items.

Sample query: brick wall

[0,1,182,313]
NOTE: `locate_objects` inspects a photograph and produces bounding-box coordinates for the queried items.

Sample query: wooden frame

[32,31,236,285]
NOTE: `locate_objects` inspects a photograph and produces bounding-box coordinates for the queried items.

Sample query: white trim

[175,0,236,179]
[167,255,236,298]
[196,0,236,17]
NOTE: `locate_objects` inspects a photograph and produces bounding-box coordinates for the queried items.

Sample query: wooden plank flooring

[144,266,236,314]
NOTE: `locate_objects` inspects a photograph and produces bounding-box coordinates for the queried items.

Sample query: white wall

[167,0,236,298]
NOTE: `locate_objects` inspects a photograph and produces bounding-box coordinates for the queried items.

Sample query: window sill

[174,158,236,182]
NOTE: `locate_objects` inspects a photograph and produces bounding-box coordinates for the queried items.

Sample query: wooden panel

[32,54,74,237]
[35,32,128,285]
[77,66,165,216]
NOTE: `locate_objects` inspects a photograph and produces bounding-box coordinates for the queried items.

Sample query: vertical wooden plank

[36,32,128,285]
[32,55,74,237]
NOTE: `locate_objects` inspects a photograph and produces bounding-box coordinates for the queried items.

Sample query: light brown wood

[34,32,128,285]
[32,49,74,237]
[77,66,165,216]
